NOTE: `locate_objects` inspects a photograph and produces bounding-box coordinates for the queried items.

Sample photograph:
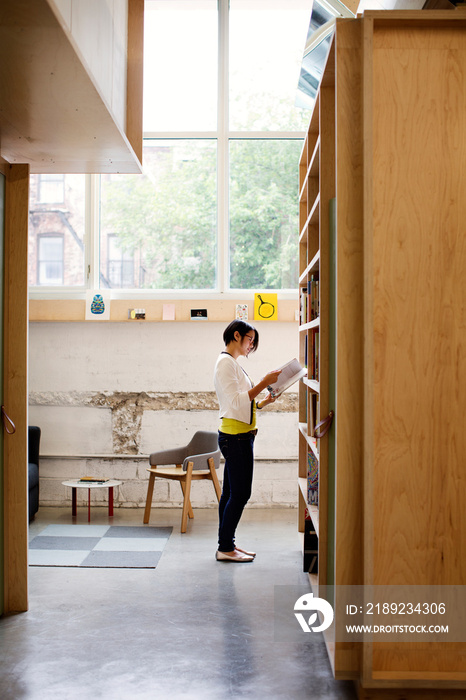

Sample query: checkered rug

[29,524,172,569]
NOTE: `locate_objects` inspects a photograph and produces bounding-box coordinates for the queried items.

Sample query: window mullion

[217,0,229,295]
[87,174,100,290]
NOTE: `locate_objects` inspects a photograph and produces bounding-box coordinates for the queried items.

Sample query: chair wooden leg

[181,462,194,533]
[143,471,156,524]
[180,481,194,519]
[209,457,222,501]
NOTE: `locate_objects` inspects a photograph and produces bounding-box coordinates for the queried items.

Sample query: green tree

[101,142,217,289]
[229,138,301,289]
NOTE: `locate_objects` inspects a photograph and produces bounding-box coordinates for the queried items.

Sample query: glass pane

[39,261,63,286]
[229,139,301,289]
[38,237,64,285]
[39,237,63,261]
[107,236,135,288]
[29,174,85,287]
[144,1,218,131]
[229,0,310,131]
[38,174,65,204]
[100,140,217,290]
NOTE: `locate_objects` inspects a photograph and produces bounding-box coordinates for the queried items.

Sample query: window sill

[29,298,299,322]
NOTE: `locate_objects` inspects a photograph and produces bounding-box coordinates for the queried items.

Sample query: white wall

[29,320,300,509]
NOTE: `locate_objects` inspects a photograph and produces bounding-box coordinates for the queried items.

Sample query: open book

[267,358,307,398]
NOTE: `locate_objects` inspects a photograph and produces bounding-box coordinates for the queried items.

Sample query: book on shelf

[299,274,319,325]
[308,330,319,381]
[308,273,319,322]
[307,449,318,505]
[300,287,307,325]
[79,477,109,483]
[309,392,319,435]
[267,358,307,398]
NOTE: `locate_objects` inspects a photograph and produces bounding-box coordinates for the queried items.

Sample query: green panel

[0,173,4,616]
[326,197,337,595]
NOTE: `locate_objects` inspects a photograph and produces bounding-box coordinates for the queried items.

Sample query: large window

[29,0,310,295]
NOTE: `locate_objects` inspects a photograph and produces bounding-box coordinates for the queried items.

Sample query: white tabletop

[62,479,122,489]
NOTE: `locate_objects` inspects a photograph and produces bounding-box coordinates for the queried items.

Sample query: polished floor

[1,507,357,700]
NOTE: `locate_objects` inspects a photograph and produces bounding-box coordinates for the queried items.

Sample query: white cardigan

[214,352,253,425]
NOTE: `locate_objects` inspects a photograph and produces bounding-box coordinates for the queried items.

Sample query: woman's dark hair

[223,320,259,352]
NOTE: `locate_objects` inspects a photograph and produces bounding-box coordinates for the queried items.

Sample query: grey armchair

[143,431,221,533]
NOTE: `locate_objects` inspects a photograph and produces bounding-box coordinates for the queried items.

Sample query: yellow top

[219,401,257,434]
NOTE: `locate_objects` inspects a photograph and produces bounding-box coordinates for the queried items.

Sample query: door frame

[2,163,29,613]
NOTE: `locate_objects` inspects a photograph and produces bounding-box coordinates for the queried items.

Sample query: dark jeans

[218,430,256,552]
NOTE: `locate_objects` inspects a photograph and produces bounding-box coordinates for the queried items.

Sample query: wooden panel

[126,0,144,164]
[3,164,29,613]
[334,18,364,588]
[330,19,364,680]
[365,15,466,685]
[370,20,466,587]
[316,58,336,591]
[362,14,376,685]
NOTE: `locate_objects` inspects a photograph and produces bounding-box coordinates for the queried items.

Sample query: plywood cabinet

[298,11,466,697]
[0,0,143,173]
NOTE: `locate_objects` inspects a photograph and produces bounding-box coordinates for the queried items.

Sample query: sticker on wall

[236,304,248,321]
[254,293,277,321]
[86,290,111,321]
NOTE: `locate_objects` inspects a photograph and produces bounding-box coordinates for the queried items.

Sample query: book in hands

[267,358,307,398]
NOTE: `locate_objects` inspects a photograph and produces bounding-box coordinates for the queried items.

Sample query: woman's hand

[248,369,282,402]
[257,392,276,409]
[263,369,281,386]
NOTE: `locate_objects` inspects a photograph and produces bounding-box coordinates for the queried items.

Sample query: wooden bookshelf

[297,11,466,698]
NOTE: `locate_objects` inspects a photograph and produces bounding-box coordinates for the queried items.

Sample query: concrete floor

[1,506,357,700]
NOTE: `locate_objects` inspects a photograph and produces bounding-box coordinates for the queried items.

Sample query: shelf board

[298,422,319,458]
[299,194,320,243]
[299,478,320,538]
[304,377,320,393]
[298,136,320,201]
[309,136,320,177]
[299,250,320,283]
[298,318,320,331]
[308,572,319,595]
[309,505,319,537]
[298,476,307,503]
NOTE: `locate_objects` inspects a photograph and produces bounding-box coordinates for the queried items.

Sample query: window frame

[29,0,306,302]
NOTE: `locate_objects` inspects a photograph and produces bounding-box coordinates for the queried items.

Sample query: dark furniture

[28,426,41,522]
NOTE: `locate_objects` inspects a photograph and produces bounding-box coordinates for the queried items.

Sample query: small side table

[62,480,123,522]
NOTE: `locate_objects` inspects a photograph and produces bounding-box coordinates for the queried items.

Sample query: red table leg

[71,487,77,517]
[108,486,114,516]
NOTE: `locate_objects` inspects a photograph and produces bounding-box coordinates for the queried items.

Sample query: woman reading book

[213,320,281,562]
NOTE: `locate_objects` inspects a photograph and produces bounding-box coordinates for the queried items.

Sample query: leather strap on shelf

[314,411,334,439]
[1,406,16,435]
